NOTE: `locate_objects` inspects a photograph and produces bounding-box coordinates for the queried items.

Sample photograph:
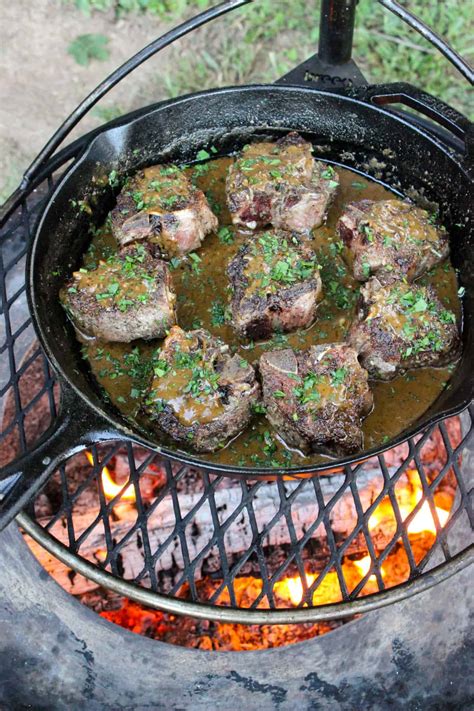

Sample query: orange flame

[85,451,136,502]
[285,573,317,605]
[275,573,317,605]
[368,470,449,536]
[406,500,449,534]
[353,555,385,582]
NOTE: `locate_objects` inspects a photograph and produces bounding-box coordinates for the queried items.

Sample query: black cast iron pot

[1,81,473,528]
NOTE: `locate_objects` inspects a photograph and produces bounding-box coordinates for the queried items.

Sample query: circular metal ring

[17,511,474,625]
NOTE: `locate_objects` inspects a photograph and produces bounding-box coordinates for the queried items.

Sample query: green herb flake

[189,252,202,274]
[218,227,234,245]
[321,166,335,180]
[331,368,348,386]
[196,149,211,161]
[108,169,120,188]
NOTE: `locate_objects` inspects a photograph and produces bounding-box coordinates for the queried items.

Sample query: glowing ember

[369,470,449,536]
[84,451,136,502]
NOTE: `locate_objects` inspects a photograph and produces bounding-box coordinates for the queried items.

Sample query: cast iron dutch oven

[0,16,472,529]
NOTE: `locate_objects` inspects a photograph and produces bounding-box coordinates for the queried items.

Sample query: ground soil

[0,1,177,201]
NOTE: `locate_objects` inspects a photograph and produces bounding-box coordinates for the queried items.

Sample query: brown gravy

[79,156,460,468]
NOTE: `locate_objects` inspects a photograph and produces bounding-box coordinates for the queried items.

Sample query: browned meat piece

[226,132,339,233]
[111,164,218,257]
[227,229,322,340]
[61,244,176,342]
[259,344,373,456]
[337,198,449,284]
[348,278,460,380]
[144,326,261,452]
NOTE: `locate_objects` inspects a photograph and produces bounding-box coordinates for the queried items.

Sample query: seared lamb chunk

[144,326,261,452]
[226,132,339,232]
[259,344,373,456]
[337,198,449,284]
[227,229,322,340]
[62,244,176,342]
[111,164,218,257]
[348,278,460,380]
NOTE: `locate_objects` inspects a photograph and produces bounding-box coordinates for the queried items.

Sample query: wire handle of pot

[20,0,253,190]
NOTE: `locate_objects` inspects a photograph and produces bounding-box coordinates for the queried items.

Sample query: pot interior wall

[31,86,474,464]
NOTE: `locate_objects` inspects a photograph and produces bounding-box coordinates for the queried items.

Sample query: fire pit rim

[16,510,474,625]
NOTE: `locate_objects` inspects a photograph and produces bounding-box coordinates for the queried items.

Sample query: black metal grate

[1,150,473,623]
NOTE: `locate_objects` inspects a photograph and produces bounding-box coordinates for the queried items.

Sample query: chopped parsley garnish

[108,169,120,188]
[246,231,318,293]
[153,360,169,378]
[209,300,229,327]
[361,224,375,243]
[293,372,323,405]
[263,430,277,457]
[331,367,348,386]
[188,252,202,275]
[321,166,335,180]
[169,257,181,270]
[196,149,211,161]
[218,227,234,245]
[383,284,456,360]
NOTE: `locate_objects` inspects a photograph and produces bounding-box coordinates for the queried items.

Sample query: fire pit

[0,0,473,707]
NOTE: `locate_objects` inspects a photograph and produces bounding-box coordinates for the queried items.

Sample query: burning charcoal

[260,343,373,456]
[61,243,177,342]
[226,132,339,232]
[227,229,323,340]
[337,198,450,284]
[348,278,460,380]
[111,164,218,257]
[143,326,261,452]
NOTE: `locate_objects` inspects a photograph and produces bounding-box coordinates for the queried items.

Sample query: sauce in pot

[78,156,461,468]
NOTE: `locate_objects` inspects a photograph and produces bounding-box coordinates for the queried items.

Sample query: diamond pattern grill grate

[1,146,473,624]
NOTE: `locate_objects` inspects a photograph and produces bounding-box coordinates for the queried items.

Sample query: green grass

[64,1,472,118]
[67,33,110,65]
[67,0,209,19]
[158,0,473,118]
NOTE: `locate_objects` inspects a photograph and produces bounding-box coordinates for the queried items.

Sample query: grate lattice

[1,141,473,624]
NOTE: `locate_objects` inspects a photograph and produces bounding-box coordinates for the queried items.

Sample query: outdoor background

[1,0,472,204]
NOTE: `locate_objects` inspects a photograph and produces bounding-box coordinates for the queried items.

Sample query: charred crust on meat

[226,132,339,232]
[259,343,373,456]
[143,326,261,452]
[348,277,460,380]
[227,229,323,340]
[111,164,218,257]
[337,198,450,284]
